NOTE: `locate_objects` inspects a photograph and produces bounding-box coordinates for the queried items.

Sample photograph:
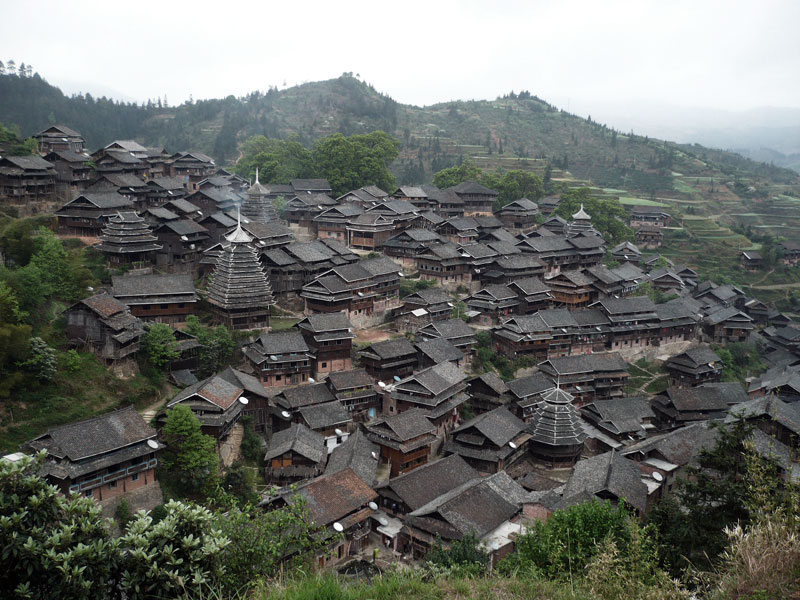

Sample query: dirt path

[752,267,776,286]
[750,282,800,290]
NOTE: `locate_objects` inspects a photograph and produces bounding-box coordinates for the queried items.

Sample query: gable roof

[325,429,379,484]
[563,451,648,513]
[28,406,155,461]
[291,468,377,527]
[264,423,326,464]
[379,454,479,510]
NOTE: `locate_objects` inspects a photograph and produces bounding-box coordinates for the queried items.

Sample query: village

[3,123,800,573]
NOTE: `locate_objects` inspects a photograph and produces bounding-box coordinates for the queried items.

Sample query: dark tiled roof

[363,338,416,359]
[327,369,374,390]
[264,423,326,463]
[112,273,195,297]
[378,454,479,510]
[416,337,464,364]
[292,468,377,527]
[27,406,155,461]
[299,401,352,430]
[326,429,379,485]
[258,331,310,355]
[563,451,648,513]
[370,407,435,441]
[278,383,336,410]
[452,406,526,448]
[298,311,353,332]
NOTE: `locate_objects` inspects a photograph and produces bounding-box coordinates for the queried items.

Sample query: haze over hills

[0,71,798,192]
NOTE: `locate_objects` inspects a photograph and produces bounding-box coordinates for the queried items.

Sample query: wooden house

[164,373,246,441]
[448,181,498,215]
[580,397,656,445]
[779,241,800,266]
[358,338,418,382]
[243,330,313,387]
[424,186,464,218]
[43,150,92,191]
[594,296,659,351]
[415,337,465,369]
[63,293,143,366]
[154,219,210,272]
[392,186,430,211]
[467,372,510,414]
[443,406,530,473]
[651,383,741,429]
[395,287,452,332]
[507,372,561,421]
[562,451,649,515]
[23,406,162,502]
[436,216,480,245]
[375,454,478,519]
[415,243,472,285]
[482,254,546,285]
[297,311,355,377]
[169,152,216,187]
[300,256,402,320]
[636,226,664,249]
[629,206,669,228]
[538,352,629,404]
[0,155,56,204]
[385,362,467,434]
[466,284,520,325]
[33,124,85,154]
[285,193,337,231]
[664,346,723,387]
[702,306,754,343]
[399,471,527,563]
[326,369,380,422]
[498,198,539,233]
[269,468,377,566]
[740,251,763,272]
[111,273,197,323]
[264,423,326,484]
[417,318,477,358]
[507,276,553,314]
[218,366,272,434]
[380,228,444,266]
[314,204,363,242]
[366,408,437,477]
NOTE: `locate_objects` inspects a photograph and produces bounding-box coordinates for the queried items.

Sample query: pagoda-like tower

[564,204,600,238]
[528,386,586,467]
[206,214,275,330]
[96,211,162,265]
[241,168,278,223]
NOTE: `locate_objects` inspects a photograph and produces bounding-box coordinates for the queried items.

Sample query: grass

[617,197,668,207]
[644,376,669,395]
[0,351,173,453]
[270,317,301,332]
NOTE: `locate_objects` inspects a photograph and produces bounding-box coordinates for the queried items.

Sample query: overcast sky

[2,0,798,126]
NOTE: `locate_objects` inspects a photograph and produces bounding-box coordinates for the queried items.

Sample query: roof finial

[224,203,253,243]
[255,167,259,185]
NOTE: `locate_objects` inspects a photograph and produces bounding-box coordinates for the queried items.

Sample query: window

[84,490,93,498]
[131,473,139,481]
[322,362,327,369]
[108,481,117,489]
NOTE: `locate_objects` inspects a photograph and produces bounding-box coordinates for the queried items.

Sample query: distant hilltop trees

[0,60,34,77]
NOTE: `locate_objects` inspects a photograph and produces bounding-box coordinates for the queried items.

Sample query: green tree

[556,187,635,245]
[161,405,220,495]
[0,281,31,396]
[186,315,236,377]
[428,532,489,575]
[648,418,779,573]
[312,131,399,195]
[500,499,633,579]
[0,453,118,600]
[216,499,330,593]
[18,336,57,381]
[233,135,313,183]
[488,169,545,210]
[142,323,181,370]
[118,500,229,599]
[433,161,482,189]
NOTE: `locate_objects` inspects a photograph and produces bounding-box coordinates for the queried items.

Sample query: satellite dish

[239,396,249,405]
[399,272,405,277]
[335,428,344,436]
[281,410,291,419]
[309,377,316,383]
[368,501,378,511]
[371,451,379,460]
[508,441,517,449]
[653,472,664,482]
[87,286,94,292]
[189,244,195,250]
[378,517,389,526]
[333,522,344,532]
[180,235,188,241]
[269,355,278,361]
[378,381,386,388]
[147,439,159,449]
[393,376,401,382]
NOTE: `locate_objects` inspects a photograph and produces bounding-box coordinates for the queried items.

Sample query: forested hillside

[1,71,796,192]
